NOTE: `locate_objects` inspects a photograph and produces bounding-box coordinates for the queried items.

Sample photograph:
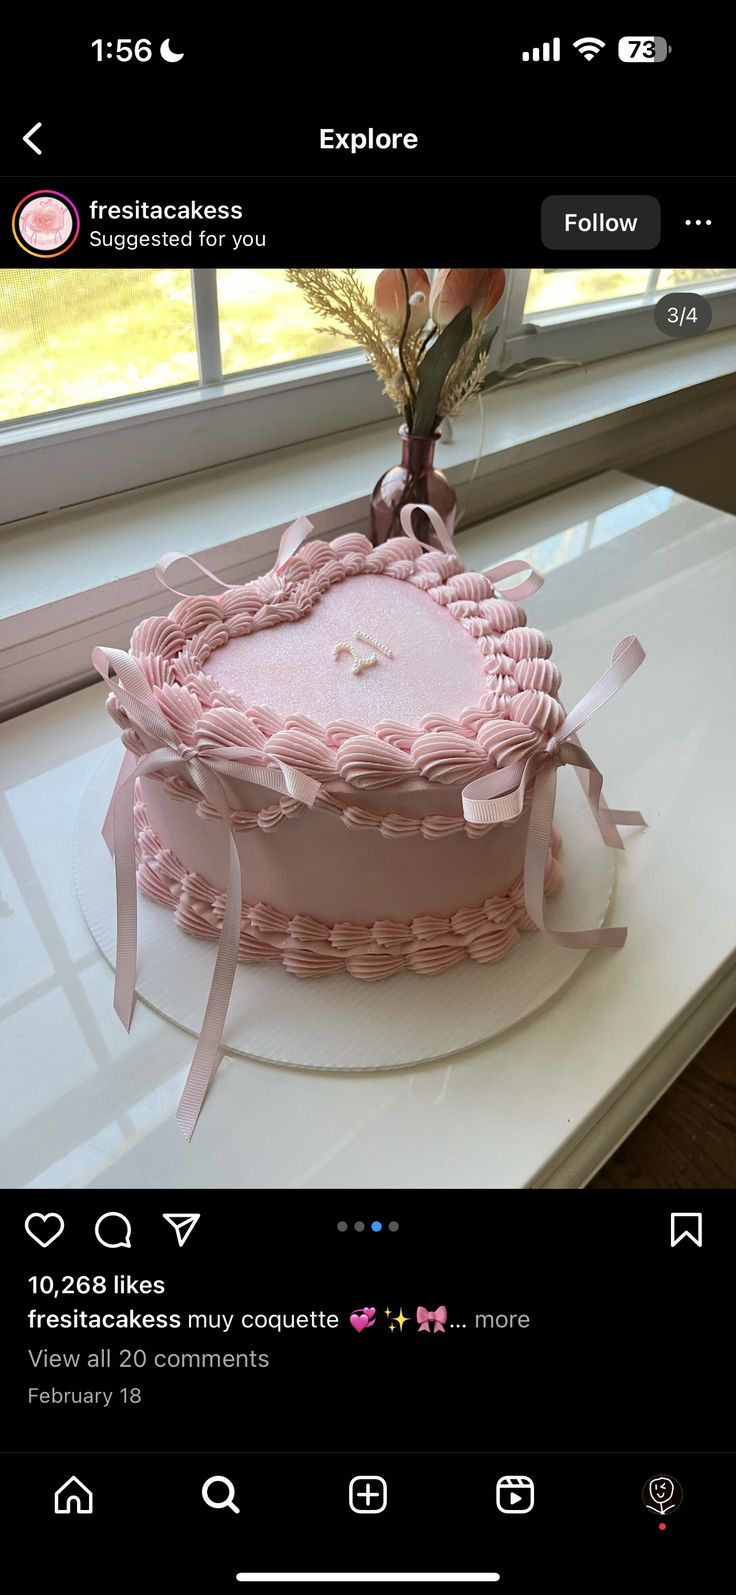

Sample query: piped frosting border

[134,794,563,979]
[139,764,534,838]
[109,533,564,794]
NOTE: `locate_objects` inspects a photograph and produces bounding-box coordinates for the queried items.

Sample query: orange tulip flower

[429,268,506,327]
[374,267,431,334]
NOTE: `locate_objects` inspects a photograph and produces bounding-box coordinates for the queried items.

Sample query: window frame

[503,266,736,364]
[0,347,390,525]
[2,265,736,525]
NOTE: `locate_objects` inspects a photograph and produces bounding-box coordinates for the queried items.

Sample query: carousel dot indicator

[371,1221,382,1232]
[354,1221,365,1232]
[337,1221,348,1232]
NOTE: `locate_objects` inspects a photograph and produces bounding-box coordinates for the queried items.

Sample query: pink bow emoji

[417,1306,447,1333]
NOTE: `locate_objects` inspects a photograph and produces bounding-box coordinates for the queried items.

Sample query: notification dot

[659,1524,666,1531]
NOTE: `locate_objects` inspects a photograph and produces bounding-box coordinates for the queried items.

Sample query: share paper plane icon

[163,1213,200,1247]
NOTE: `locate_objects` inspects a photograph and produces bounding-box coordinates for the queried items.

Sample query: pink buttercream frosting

[93,509,643,1126]
[146,767,533,839]
[100,522,577,995]
[133,794,563,980]
[113,531,562,794]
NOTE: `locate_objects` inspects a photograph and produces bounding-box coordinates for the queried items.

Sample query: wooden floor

[591,1009,736,1188]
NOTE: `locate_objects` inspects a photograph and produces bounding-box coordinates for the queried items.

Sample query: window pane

[217,269,380,376]
[525,268,651,315]
[657,267,736,288]
[0,269,198,423]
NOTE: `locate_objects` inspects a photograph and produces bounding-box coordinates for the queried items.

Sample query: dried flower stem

[397,268,416,428]
[287,269,498,431]
[286,268,410,417]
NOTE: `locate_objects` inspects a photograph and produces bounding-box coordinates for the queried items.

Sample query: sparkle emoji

[385,1306,410,1333]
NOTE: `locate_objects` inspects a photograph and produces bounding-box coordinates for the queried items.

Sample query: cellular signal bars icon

[522,38,561,62]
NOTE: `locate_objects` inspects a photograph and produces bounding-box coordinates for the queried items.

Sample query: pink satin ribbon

[101,748,137,856]
[398,502,543,600]
[96,515,320,1137]
[93,642,320,1140]
[154,516,314,599]
[462,635,647,949]
[417,1306,447,1333]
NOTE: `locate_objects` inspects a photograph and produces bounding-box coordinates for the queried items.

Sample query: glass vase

[369,430,457,548]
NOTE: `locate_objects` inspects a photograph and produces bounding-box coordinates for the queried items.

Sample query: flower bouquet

[288,267,570,545]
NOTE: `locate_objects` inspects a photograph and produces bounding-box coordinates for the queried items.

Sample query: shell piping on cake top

[120,530,561,791]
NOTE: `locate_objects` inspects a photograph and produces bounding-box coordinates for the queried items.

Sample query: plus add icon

[349,1475,387,1514]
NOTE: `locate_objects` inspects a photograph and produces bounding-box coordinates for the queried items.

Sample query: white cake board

[74,746,615,1072]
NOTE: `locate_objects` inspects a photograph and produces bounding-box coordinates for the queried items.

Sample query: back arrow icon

[23,122,42,155]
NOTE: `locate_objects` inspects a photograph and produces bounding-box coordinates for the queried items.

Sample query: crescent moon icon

[160,38,185,62]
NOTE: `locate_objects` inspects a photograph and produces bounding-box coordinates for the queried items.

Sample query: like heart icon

[349,1307,376,1333]
[25,1212,64,1248]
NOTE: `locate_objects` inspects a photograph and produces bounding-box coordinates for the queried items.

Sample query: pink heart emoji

[350,1306,376,1333]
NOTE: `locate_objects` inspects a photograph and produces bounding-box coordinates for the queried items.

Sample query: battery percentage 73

[618,37,671,62]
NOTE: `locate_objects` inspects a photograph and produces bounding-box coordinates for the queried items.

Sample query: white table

[1,471,735,1189]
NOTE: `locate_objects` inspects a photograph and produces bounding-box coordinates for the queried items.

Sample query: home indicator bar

[235,1578,501,1586]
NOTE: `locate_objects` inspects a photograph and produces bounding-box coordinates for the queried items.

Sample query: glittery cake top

[121,532,564,792]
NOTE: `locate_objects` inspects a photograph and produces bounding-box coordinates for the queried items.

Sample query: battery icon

[618,36,670,62]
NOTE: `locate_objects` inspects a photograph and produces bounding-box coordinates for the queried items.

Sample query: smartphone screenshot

[1,23,734,1592]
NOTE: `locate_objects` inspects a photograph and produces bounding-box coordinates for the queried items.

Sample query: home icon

[54,1476,93,1514]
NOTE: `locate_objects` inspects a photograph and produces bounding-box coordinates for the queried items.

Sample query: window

[0,267,379,423]
[216,269,379,377]
[2,265,736,522]
[524,267,736,316]
[526,268,653,313]
[3,263,733,427]
[0,268,198,423]
[502,267,736,363]
[0,267,385,521]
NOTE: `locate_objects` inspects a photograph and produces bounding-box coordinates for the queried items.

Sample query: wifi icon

[573,36,606,59]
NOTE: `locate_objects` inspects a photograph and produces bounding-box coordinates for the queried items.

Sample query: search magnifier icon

[202,1475,240,1513]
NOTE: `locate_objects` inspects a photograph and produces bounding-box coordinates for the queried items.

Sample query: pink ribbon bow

[93,518,321,1141]
[462,635,647,949]
[398,503,543,601]
[417,1306,447,1333]
[154,516,314,599]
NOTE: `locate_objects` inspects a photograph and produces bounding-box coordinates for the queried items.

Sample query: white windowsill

[2,327,736,718]
[0,348,366,449]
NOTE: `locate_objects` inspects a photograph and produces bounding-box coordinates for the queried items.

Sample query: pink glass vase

[369,430,457,548]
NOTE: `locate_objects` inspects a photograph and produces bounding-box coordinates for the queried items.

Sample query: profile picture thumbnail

[12,190,80,257]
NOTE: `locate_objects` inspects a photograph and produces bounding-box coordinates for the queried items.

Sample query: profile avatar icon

[12,190,80,258]
[650,1478,673,1510]
[643,1474,683,1515]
